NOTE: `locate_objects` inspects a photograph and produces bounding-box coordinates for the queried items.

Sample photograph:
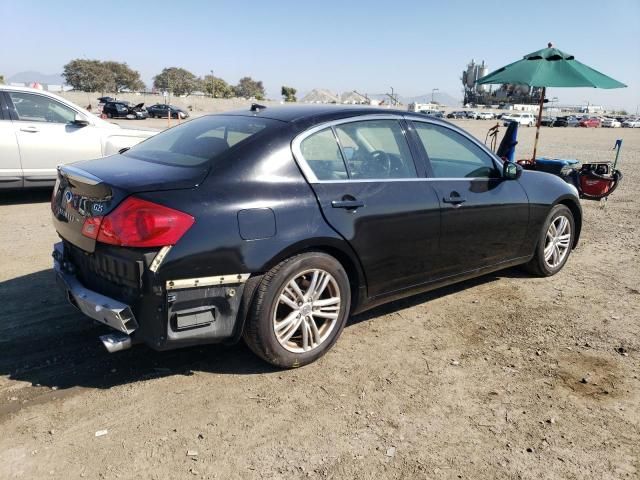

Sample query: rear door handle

[331,199,364,210]
[443,195,466,205]
[20,126,40,133]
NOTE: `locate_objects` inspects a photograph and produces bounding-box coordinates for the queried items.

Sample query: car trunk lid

[51,157,207,252]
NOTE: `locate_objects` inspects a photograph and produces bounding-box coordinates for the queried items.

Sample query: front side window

[9,92,76,124]
[124,115,277,167]
[413,122,499,179]
[334,120,416,179]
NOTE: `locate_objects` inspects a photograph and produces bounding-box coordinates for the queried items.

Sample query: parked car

[552,116,580,127]
[622,118,640,128]
[0,86,156,189]
[97,96,116,104]
[102,101,149,120]
[476,112,495,120]
[147,104,189,119]
[578,117,601,128]
[601,117,621,128]
[51,105,581,367]
[418,110,444,118]
[466,111,480,119]
[540,116,555,127]
[446,111,467,119]
[502,112,536,127]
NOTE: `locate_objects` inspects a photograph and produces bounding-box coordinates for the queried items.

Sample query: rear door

[6,91,104,185]
[409,119,529,276]
[293,116,441,298]
[0,92,23,188]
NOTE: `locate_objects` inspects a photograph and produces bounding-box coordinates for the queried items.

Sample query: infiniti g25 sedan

[51,105,581,367]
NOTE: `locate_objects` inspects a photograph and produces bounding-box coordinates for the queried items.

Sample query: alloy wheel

[544,215,572,269]
[272,269,341,353]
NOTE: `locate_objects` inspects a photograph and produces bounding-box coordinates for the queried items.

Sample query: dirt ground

[0,119,638,480]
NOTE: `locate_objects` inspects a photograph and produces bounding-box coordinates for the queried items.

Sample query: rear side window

[299,128,348,181]
[413,122,499,178]
[333,120,417,179]
[124,115,278,167]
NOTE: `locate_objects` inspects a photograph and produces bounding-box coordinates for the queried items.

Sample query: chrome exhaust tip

[100,332,132,353]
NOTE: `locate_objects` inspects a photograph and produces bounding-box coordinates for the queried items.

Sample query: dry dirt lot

[0,118,638,480]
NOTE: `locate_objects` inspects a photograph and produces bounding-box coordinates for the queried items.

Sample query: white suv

[502,112,536,127]
[0,86,157,189]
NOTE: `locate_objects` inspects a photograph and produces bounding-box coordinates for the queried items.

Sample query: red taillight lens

[81,216,103,239]
[88,197,194,247]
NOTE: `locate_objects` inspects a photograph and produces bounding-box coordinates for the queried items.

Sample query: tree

[202,75,234,98]
[63,59,115,92]
[281,85,297,102]
[103,61,145,92]
[234,76,265,100]
[153,67,198,96]
[0,75,4,85]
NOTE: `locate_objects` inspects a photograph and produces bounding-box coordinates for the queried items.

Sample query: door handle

[20,126,40,133]
[331,199,364,210]
[443,194,466,205]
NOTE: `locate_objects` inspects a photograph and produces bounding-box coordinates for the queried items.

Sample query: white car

[622,118,640,128]
[0,86,157,189]
[601,118,621,128]
[476,112,495,120]
[502,112,536,127]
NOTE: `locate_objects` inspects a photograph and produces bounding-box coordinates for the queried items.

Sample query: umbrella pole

[531,86,546,164]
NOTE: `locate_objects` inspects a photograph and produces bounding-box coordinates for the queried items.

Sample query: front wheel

[243,252,351,368]
[524,204,575,276]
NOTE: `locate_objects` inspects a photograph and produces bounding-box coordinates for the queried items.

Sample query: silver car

[0,86,157,189]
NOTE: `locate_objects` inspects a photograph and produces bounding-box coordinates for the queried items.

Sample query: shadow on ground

[0,266,529,391]
[0,189,52,206]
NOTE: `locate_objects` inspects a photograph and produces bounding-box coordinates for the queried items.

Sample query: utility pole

[431,88,439,104]
[210,70,214,97]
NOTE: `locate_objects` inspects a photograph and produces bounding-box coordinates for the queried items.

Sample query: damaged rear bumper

[53,242,250,352]
[53,242,139,334]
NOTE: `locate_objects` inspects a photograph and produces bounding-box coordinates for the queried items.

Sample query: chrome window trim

[291,114,419,184]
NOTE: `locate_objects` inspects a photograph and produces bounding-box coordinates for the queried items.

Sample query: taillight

[81,197,194,247]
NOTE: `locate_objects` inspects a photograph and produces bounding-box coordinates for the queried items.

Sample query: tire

[524,204,575,277]
[243,252,351,368]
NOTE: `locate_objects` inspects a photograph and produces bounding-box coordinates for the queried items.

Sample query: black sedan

[146,103,189,119]
[553,116,579,127]
[102,101,149,119]
[447,111,467,119]
[51,106,581,367]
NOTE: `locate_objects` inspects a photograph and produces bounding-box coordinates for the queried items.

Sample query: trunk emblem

[64,190,73,203]
[92,203,104,214]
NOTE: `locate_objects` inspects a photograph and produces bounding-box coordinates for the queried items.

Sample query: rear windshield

[124,115,279,167]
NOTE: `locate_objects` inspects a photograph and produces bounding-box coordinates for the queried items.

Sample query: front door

[410,120,529,277]
[6,91,103,185]
[294,117,441,298]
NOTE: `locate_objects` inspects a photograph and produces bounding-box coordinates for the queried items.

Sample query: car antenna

[250,103,266,112]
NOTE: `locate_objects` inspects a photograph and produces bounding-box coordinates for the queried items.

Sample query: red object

[580,176,614,197]
[82,197,194,247]
[578,118,601,128]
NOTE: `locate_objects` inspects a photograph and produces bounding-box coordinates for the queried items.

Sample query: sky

[2,0,639,111]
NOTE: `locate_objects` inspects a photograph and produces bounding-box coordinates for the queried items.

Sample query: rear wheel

[524,204,575,276]
[243,252,351,368]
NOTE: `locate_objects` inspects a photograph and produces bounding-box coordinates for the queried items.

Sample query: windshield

[124,115,279,167]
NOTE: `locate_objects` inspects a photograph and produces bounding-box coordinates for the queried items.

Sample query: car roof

[220,104,419,123]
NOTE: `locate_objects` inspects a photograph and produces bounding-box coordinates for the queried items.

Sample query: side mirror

[72,114,90,127]
[503,161,522,180]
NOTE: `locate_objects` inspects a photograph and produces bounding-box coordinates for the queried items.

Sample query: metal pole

[531,86,546,163]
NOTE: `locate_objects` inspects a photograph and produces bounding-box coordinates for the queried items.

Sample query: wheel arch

[557,197,582,247]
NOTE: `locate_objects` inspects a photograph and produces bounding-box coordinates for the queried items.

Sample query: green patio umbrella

[476,43,626,162]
